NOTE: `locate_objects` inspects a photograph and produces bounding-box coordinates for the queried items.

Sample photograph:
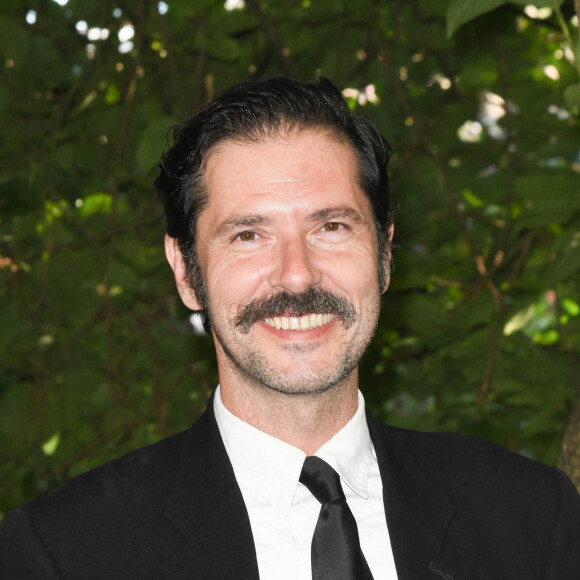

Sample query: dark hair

[155,77,393,329]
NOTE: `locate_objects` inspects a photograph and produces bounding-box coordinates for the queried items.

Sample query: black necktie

[300,456,374,580]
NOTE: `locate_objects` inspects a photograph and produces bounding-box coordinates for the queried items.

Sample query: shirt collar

[214,386,373,512]
[315,391,373,500]
[214,386,306,511]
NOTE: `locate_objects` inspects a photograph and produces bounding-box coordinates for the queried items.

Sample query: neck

[219,373,359,456]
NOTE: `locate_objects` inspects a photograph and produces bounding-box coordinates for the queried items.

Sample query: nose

[268,236,322,293]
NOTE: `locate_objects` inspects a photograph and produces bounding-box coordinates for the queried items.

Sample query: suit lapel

[157,400,477,579]
[160,404,260,579]
[368,415,477,580]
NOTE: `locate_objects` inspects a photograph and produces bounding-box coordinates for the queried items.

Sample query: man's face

[180,130,388,396]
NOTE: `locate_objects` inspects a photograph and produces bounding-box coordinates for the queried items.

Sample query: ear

[380,223,395,294]
[164,235,203,311]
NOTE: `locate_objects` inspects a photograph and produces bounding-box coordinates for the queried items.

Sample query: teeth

[263,313,335,331]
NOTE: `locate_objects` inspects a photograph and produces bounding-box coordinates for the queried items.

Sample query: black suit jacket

[1,403,579,579]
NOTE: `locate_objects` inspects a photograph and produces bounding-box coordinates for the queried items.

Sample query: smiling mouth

[263,313,335,331]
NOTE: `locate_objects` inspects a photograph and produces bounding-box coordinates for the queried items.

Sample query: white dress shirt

[214,386,398,579]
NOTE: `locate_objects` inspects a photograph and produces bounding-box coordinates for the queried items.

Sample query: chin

[254,364,355,397]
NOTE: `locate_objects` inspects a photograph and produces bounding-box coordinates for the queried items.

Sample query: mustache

[232,287,357,334]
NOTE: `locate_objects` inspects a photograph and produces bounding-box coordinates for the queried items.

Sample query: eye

[322,222,343,232]
[236,231,257,241]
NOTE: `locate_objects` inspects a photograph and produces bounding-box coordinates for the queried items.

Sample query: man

[0,77,579,579]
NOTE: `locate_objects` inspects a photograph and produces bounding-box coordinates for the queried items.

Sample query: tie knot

[300,456,345,504]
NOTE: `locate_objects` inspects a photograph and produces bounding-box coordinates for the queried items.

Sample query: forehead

[201,130,366,215]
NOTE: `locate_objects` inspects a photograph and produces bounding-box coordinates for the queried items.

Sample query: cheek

[322,243,379,287]
[205,252,273,309]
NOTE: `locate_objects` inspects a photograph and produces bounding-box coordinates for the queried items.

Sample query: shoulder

[372,418,555,474]
[369,417,578,509]
[0,405,241,577]
[21,428,190,525]
[18,406,219,521]
[371,419,580,575]
[0,411,224,577]
[0,429,191,578]
[376,418,570,482]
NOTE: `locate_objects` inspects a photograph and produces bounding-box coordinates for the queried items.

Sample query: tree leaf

[447,0,566,38]
[0,15,30,64]
[513,172,580,229]
[136,117,178,173]
[563,84,580,115]
[509,0,566,7]
[446,0,506,38]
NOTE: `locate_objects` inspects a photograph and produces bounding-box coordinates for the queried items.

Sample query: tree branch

[245,0,298,77]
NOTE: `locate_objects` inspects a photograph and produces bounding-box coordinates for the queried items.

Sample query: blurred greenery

[1,0,580,516]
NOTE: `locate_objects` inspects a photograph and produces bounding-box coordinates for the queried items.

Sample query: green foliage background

[1,0,580,516]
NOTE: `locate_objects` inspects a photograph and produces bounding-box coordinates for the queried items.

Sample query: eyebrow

[308,206,369,226]
[212,206,369,239]
[213,215,268,238]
